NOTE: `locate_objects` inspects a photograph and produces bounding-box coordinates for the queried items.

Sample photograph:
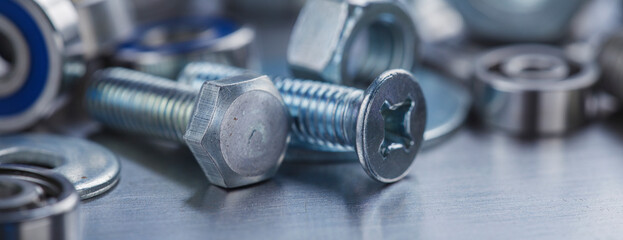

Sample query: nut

[287,0,419,87]
[184,75,290,188]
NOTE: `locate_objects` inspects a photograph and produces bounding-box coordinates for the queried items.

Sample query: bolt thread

[86,68,197,142]
[180,62,363,151]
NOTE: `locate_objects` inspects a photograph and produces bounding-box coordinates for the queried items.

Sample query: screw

[85,68,291,188]
[179,62,427,183]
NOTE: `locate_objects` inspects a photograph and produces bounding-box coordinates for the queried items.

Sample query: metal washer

[114,16,254,79]
[0,134,120,199]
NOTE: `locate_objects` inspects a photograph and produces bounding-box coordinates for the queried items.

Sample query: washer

[415,67,471,148]
[0,164,81,240]
[114,16,254,79]
[0,0,81,133]
[473,44,599,135]
[446,0,584,43]
[0,134,120,199]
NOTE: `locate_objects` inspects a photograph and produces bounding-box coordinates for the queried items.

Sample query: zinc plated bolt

[85,68,291,188]
[179,62,427,183]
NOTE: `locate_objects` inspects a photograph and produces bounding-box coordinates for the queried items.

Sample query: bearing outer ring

[0,164,81,240]
[473,44,599,135]
[0,0,80,133]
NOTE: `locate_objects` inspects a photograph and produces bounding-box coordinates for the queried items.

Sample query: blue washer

[0,0,50,116]
[118,17,239,56]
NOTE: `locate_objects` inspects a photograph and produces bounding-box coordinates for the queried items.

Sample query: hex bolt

[85,68,291,188]
[179,62,427,183]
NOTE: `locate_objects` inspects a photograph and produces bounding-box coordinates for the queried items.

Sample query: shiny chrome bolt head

[356,70,426,182]
[184,74,291,188]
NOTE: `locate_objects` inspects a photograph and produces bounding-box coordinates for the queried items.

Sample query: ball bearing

[473,44,599,135]
[0,165,81,240]
[0,0,82,133]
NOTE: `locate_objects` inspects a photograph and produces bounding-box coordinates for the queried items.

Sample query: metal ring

[501,53,569,81]
[114,17,254,79]
[473,44,599,135]
[599,31,623,101]
[0,15,30,98]
[0,0,81,133]
[0,164,80,240]
[0,134,121,199]
[446,0,584,42]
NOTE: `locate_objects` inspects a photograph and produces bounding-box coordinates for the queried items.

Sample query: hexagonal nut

[287,0,419,87]
[183,74,290,188]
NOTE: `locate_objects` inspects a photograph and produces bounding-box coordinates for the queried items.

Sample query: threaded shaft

[180,62,363,151]
[276,77,362,150]
[86,68,197,142]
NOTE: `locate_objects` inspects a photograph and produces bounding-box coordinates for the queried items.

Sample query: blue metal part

[118,17,238,56]
[0,0,49,116]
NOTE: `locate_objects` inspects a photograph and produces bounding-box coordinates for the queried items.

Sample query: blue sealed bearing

[0,0,80,133]
[114,16,254,79]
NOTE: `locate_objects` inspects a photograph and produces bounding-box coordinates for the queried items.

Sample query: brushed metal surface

[82,113,623,239]
[78,13,623,239]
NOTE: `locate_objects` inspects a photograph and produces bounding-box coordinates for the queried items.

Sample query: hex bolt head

[86,68,290,188]
[184,74,290,188]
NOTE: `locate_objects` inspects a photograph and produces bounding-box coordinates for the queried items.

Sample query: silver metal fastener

[85,68,290,188]
[287,0,419,88]
[179,62,427,183]
[0,134,121,200]
[599,30,623,102]
[473,44,599,135]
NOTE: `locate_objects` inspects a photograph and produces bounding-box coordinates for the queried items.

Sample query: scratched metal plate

[83,113,623,239]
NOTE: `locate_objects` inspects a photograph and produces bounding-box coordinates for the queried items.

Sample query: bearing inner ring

[0,15,30,98]
[501,53,569,81]
[0,176,43,211]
